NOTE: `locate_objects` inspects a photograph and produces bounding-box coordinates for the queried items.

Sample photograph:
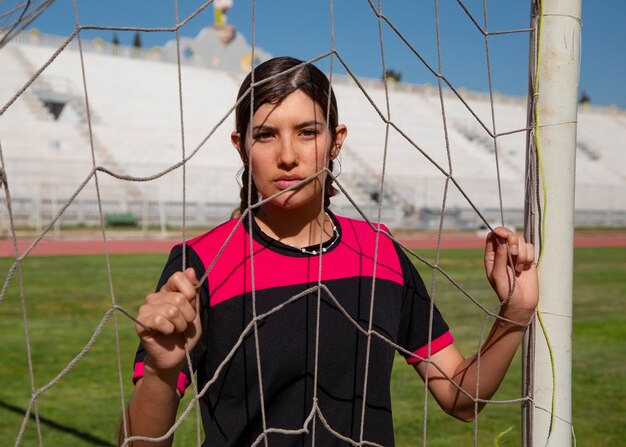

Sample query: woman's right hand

[135,268,202,373]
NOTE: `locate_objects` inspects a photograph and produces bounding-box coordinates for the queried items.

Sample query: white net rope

[0,0,56,48]
[0,0,560,446]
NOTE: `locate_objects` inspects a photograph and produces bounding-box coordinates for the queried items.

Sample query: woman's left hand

[484,227,539,325]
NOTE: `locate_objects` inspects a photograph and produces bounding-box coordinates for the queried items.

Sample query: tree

[579,90,591,104]
[112,32,121,45]
[383,69,402,83]
[132,32,142,49]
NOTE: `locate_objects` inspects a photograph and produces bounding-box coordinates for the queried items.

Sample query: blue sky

[19,0,626,109]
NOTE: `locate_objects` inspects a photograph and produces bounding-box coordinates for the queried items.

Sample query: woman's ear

[231,131,247,164]
[331,124,348,159]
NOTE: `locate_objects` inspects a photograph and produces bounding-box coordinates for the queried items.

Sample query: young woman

[120,57,538,447]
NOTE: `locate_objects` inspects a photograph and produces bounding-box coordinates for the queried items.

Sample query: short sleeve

[394,245,454,364]
[131,244,209,395]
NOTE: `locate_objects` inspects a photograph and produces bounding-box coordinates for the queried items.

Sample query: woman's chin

[263,192,323,212]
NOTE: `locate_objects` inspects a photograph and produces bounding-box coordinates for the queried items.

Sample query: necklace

[282,213,339,256]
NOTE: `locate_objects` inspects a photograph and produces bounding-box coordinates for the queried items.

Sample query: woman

[120,57,538,447]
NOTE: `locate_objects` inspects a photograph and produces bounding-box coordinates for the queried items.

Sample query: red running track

[1,234,625,257]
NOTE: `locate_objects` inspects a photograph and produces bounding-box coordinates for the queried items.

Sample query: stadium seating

[1,32,625,229]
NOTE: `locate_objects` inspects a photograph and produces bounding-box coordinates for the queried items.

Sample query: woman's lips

[274,178,304,190]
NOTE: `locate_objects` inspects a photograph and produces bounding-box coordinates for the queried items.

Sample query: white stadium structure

[1,27,625,233]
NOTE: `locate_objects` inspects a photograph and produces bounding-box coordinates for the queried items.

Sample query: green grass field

[1,247,624,446]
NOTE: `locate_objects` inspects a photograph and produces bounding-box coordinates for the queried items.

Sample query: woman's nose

[277,138,298,167]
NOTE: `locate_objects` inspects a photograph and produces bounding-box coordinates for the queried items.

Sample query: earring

[334,154,342,177]
[235,166,244,188]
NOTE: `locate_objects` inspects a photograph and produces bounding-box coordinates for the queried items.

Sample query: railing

[2,195,624,235]
[11,29,164,61]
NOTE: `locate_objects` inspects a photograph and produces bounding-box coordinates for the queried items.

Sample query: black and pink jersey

[133,212,452,446]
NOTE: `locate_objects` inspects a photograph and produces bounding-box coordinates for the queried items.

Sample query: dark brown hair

[234,56,339,214]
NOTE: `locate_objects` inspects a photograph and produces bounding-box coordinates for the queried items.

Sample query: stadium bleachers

[1,30,625,229]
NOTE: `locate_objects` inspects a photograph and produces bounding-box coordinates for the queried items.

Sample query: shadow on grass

[0,399,115,446]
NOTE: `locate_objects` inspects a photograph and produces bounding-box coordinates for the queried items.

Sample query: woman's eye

[254,132,273,141]
[301,129,318,138]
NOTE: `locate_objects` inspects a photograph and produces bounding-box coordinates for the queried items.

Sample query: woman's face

[233,89,346,211]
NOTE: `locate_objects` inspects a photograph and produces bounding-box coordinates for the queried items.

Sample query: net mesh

[0,1,554,446]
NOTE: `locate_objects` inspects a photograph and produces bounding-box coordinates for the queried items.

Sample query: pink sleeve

[132,362,191,396]
[405,331,454,365]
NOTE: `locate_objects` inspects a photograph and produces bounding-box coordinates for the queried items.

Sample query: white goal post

[523,0,581,446]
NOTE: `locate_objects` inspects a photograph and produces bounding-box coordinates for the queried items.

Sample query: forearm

[448,314,530,421]
[431,226,538,421]
[118,361,181,447]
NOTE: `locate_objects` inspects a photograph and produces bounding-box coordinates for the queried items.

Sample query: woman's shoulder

[332,214,407,283]
[334,214,398,255]
[334,214,393,240]
[174,218,243,257]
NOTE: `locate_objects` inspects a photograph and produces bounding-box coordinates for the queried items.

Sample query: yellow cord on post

[494,425,514,447]
[532,0,557,441]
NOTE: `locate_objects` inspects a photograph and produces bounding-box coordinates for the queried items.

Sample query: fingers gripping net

[0,0,558,446]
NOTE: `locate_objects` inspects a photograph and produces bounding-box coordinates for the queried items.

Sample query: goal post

[524,0,581,445]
